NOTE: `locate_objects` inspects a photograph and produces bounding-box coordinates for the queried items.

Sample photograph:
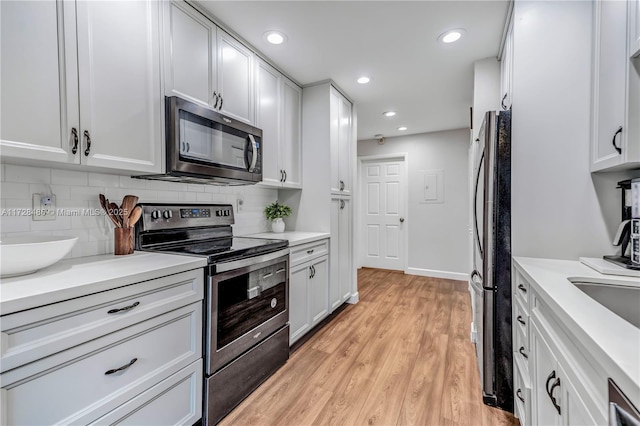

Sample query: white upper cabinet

[255,59,301,188]
[0,1,77,164]
[330,87,353,195]
[163,2,255,125]
[217,31,254,124]
[281,79,302,188]
[76,0,162,172]
[1,0,162,173]
[163,1,216,107]
[591,0,640,172]
[500,17,514,111]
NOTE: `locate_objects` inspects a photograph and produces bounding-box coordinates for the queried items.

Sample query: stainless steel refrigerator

[471,109,512,411]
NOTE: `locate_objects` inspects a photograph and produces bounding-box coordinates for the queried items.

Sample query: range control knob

[162,210,173,220]
[151,210,161,220]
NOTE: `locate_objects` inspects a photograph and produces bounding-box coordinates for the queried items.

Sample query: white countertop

[246,231,330,247]
[0,252,207,315]
[513,257,640,404]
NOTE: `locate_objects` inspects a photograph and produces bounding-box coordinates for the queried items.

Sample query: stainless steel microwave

[135,96,262,185]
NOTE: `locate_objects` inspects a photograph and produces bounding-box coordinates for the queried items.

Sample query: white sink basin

[569,277,640,329]
[0,235,78,278]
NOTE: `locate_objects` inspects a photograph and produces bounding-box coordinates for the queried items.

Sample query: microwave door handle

[247,134,258,172]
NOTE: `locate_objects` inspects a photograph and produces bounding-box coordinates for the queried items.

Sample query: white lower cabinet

[0,268,204,425]
[513,264,607,426]
[530,320,599,426]
[288,239,330,345]
[330,196,352,312]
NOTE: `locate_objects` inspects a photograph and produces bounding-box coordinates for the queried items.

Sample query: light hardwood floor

[220,268,519,426]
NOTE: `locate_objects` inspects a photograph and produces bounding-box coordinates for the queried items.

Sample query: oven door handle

[214,248,290,273]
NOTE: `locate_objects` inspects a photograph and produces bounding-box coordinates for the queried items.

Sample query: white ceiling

[196,1,509,140]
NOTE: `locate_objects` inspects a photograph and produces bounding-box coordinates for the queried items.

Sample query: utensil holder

[114,227,134,255]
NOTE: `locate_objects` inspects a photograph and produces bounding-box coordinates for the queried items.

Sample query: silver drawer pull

[307,249,314,254]
[263,272,273,279]
[518,284,527,293]
[105,357,137,375]
[107,301,140,314]
[516,388,525,403]
[519,346,528,359]
[517,315,526,325]
[275,268,286,274]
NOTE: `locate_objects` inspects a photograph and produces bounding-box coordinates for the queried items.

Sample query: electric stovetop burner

[134,203,288,264]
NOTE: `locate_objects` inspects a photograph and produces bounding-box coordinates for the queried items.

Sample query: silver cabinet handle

[83,130,92,156]
[219,95,223,110]
[339,180,345,191]
[213,91,219,109]
[105,357,137,375]
[107,301,140,314]
[71,128,79,154]
[519,346,528,359]
[516,389,525,403]
[517,315,526,325]
[309,266,313,279]
[307,249,314,254]
[612,126,623,155]
[400,217,405,223]
[283,170,287,182]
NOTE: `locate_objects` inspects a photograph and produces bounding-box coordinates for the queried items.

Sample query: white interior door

[360,158,406,270]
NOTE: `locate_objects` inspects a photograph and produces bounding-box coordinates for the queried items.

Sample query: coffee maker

[604,178,640,269]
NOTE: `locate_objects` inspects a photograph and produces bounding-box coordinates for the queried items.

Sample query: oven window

[179,110,247,168]
[217,262,287,348]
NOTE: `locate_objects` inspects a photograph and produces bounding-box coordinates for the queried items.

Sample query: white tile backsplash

[0,164,277,259]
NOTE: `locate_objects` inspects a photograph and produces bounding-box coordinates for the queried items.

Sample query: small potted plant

[264,200,292,233]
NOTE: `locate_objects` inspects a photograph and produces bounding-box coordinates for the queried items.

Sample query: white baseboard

[405,267,468,281]
[347,292,359,304]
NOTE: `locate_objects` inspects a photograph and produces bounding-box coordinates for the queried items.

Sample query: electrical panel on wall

[420,170,444,203]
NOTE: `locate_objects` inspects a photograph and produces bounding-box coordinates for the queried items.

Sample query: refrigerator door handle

[473,151,485,260]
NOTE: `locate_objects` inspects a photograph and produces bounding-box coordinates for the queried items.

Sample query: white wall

[511,0,637,260]
[0,163,277,258]
[358,128,470,279]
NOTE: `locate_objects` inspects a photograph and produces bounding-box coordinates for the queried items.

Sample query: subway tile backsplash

[0,164,277,259]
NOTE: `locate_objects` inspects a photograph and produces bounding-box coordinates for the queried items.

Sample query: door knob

[400,217,405,223]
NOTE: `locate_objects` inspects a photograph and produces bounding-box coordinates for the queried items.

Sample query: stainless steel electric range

[134,203,290,425]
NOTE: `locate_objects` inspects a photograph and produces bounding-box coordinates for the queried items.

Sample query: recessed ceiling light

[383,111,396,117]
[357,76,370,84]
[438,28,466,44]
[397,126,407,131]
[264,31,287,45]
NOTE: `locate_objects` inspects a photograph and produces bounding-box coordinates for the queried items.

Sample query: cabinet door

[217,31,254,124]
[309,257,329,327]
[329,198,342,311]
[289,263,310,345]
[630,0,640,57]
[281,78,302,188]
[0,0,79,164]
[530,322,561,426]
[339,198,352,303]
[163,1,216,108]
[76,0,162,173]
[256,59,282,187]
[558,364,599,426]
[500,18,513,111]
[338,96,353,195]
[329,88,342,194]
[591,0,627,171]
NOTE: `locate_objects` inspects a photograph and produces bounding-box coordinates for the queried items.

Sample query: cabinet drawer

[514,360,531,426]
[290,239,329,266]
[1,303,201,425]
[91,359,202,426]
[1,269,203,372]
[513,269,531,307]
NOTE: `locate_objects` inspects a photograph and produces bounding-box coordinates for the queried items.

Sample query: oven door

[166,96,262,183]
[206,249,289,374]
